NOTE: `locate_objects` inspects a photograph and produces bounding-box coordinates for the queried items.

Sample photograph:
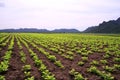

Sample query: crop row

[18,36,56,80]
[0,33,120,80]
[17,33,120,80]
[0,35,14,80]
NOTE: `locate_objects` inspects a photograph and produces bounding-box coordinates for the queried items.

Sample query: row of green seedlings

[0,36,11,48]
[16,36,25,63]
[23,64,34,80]
[46,43,75,60]
[77,57,108,66]
[32,35,92,61]
[63,42,91,54]
[21,35,75,61]
[104,52,120,64]
[102,64,120,73]
[69,69,86,80]
[16,36,23,50]
[78,56,89,66]
[39,42,74,60]
[0,36,14,80]
[16,36,34,80]
[76,44,120,67]
[89,38,120,54]
[35,40,75,60]
[19,36,56,80]
[77,56,108,66]
[21,36,64,68]
[103,49,120,63]
[20,33,120,54]
[0,34,5,38]
[100,48,120,73]
[22,34,119,63]
[100,48,120,71]
[61,42,94,60]
[0,34,9,44]
[78,56,120,73]
[75,41,109,55]
[21,34,120,62]
[78,39,106,53]
[63,39,119,59]
[90,40,120,58]
[77,56,104,66]
[103,47,119,56]
[76,46,120,67]
[23,34,88,61]
[88,66,114,80]
[0,35,10,48]
[42,40,93,60]
[90,42,106,53]
[77,56,100,66]
[20,51,34,80]
[55,42,76,60]
[33,39,75,60]
[77,48,100,66]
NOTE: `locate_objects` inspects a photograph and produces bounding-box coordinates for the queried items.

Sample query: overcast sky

[0,0,120,31]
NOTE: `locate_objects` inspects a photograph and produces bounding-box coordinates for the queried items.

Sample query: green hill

[84,17,120,33]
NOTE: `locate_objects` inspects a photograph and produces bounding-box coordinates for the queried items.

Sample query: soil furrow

[21,37,72,80]
[17,36,42,80]
[32,42,105,80]
[4,36,24,80]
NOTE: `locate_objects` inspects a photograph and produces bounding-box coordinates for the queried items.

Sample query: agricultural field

[0,33,120,80]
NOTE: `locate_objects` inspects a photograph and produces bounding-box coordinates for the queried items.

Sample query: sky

[0,0,120,31]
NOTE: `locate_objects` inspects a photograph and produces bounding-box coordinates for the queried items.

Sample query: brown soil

[4,37,25,80]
